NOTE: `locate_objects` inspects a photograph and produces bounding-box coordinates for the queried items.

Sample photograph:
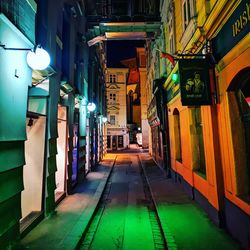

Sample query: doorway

[112,135,117,150]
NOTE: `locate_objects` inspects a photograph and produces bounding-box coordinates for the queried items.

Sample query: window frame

[109,74,116,83]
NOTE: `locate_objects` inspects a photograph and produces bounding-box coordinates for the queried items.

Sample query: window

[228,68,250,198]
[190,107,206,177]
[109,93,117,104]
[168,13,175,55]
[182,0,195,30]
[110,115,116,125]
[109,74,116,83]
[173,109,182,162]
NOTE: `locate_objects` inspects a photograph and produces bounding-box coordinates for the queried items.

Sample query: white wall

[55,106,67,196]
[22,116,46,218]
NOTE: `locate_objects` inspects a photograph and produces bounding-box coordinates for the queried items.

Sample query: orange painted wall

[168,95,221,210]
[217,45,250,215]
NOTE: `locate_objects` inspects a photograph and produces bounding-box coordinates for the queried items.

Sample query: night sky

[107,40,145,68]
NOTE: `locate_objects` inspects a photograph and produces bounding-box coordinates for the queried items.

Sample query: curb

[72,156,117,250]
[138,154,178,250]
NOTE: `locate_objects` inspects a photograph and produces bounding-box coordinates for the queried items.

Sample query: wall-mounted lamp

[102,116,108,123]
[87,102,96,112]
[0,44,50,70]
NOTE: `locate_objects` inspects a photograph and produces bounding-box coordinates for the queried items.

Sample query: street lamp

[26,47,50,70]
[0,44,50,70]
[87,102,96,112]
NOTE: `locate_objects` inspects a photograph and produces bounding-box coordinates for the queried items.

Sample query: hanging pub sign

[179,59,212,106]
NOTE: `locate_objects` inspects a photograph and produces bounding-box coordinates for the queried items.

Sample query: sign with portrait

[179,59,212,106]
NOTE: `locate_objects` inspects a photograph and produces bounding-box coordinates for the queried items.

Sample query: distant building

[136,47,149,148]
[106,68,129,150]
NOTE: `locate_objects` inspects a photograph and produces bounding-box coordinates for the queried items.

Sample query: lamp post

[0,44,50,70]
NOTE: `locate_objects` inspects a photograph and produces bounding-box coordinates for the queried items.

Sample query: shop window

[109,74,116,83]
[190,107,206,177]
[118,135,124,148]
[173,109,182,162]
[227,68,250,198]
[55,105,67,202]
[21,115,46,230]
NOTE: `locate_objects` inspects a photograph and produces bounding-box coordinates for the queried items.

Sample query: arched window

[227,68,250,198]
[190,107,206,177]
[173,108,182,162]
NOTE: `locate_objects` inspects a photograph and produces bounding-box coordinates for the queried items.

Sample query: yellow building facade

[160,0,250,248]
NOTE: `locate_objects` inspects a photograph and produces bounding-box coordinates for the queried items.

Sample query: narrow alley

[0,0,249,249]
[19,148,240,250]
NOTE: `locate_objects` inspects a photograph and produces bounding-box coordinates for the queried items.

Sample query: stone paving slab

[139,154,241,250]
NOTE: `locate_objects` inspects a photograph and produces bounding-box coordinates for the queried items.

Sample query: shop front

[107,129,129,151]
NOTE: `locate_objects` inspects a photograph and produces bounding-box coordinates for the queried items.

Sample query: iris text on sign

[232,3,250,37]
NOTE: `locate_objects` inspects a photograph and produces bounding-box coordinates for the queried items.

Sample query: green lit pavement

[17,152,241,250]
[85,155,156,250]
[139,154,241,250]
[17,155,116,250]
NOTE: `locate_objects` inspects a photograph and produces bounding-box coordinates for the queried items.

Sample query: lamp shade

[87,102,96,112]
[102,117,108,123]
[26,47,50,70]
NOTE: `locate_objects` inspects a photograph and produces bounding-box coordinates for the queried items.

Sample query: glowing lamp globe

[27,47,50,70]
[172,73,178,82]
[87,102,96,112]
[102,117,108,123]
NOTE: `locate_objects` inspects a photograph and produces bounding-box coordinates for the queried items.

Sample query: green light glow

[172,73,178,82]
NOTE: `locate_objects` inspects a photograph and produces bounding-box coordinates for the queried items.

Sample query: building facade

[148,0,250,248]
[106,68,129,150]
[0,0,106,248]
